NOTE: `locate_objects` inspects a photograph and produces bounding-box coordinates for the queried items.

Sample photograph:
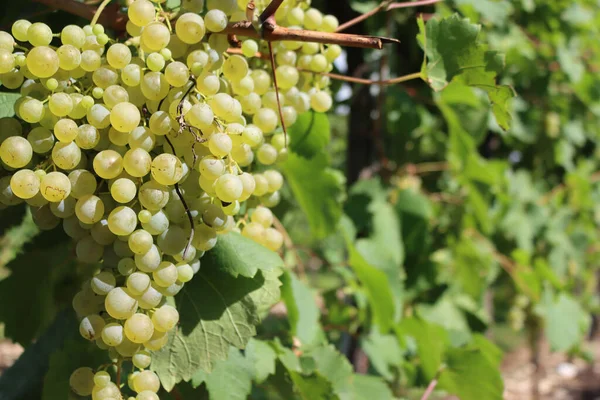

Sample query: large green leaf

[192,347,254,400]
[151,268,282,390]
[0,311,76,400]
[245,338,278,383]
[288,112,330,159]
[542,292,587,352]
[438,346,504,400]
[202,232,284,278]
[0,229,74,345]
[281,271,323,347]
[42,332,108,399]
[0,93,20,118]
[351,374,395,400]
[282,153,345,239]
[417,14,515,130]
[396,318,449,380]
[361,330,403,381]
[307,345,354,400]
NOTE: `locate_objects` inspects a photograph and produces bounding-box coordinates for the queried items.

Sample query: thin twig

[387,0,443,10]
[91,0,111,26]
[420,377,439,400]
[299,69,422,85]
[224,21,399,49]
[259,0,285,24]
[267,41,288,145]
[337,1,391,32]
[272,216,305,279]
[116,358,123,390]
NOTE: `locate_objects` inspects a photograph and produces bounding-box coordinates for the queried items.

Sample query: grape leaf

[192,347,254,400]
[42,329,108,400]
[0,92,20,118]
[542,292,587,351]
[152,268,282,391]
[288,371,338,400]
[245,338,278,383]
[351,374,395,400]
[361,330,403,381]
[417,14,516,130]
[288,111,330,159]
[0,311,75,400]
[202,232,284,278]
[282,153,345,239]
[0,229,75,345]
[307,345,354,399]
[438,347,504,400]
[280,271,323,347]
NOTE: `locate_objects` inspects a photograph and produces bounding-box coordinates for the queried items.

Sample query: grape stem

[91,0,111,26]
[116,358,123,391]
[259,0,285,24]
[267,41,288,146]
[420,368,443,400]
[299,69,423,86]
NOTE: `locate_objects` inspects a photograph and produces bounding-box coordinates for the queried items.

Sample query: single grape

[69,367,95,396]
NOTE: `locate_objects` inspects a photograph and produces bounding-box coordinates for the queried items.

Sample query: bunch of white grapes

[0,0,340,398]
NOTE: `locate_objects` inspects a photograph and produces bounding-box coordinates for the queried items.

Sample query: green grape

[52,141,81,170]
[76,235,104,263]
[115,335,142,357]
[141,22,171,52]
[92,382,121,400]
[118,257,137,276]
[132,350,152,369]
[94,371,111,388]
[241,124,263,147]
[54,118,78,142]
[242,222,265,242]
[48,195,76,218]
[185,102,214,129]
[27,22,52,46]
[109,127,129,146]
[239,172,256,201]
[57,45,81,70]
[129,126,156,151]
[75,195,104,224]
[135,244,162,272]
[93,150,123,179]
[215,173,243,203]
[322,15,339,32]
[0,49,15,74]
[137,282,163,309]
[176,13,206,46]
[177,263,194,282]
[310,54,328,72]
[251,69,272,95]
[124,313,154,344]
[238,92,262,115]
[264,169,284,192]
[91,271,116,295]
[143,329,168,351]
[79,313,105,341]
[61,25,86,48]
[146,52,165,72]
[0,69,24,90]
[257,143,278,165]
[0,136,32,168]
[261,190,281,207]
[106,43,131,69]
[128,0,156,27]
[253,108,278,133]
[325,44,342,62]
[122,63,143,86]
[69,367,95,396]
[133,370,160,393]
[80,50,102,72]
[103,85,130,109]
[152,261,178,287]
[124,148,152,177]
[205,9,228,32]
[152,304,179,332]
[93,66,119,89]
[301,42,319,55]
[110,102,141,133]
[287,7,304,25]
[241,39,258,58]
[253,173,269,196]
[222,55,248,83]
[87,103,111,129]
[12,19,31,42]
[110,177,137,203]
[310,90,332,112]
[63,216,88,239]
[105,287,138,320]
[275,65,300,89]
[264,227,284,251]
[108,206,138,236]
[304,8,323,30]
[90,219,116,245]
[149,111,174,135]
[69,169,97,199]
[208,133,232,158]
[141,71,170,101]
[138,211,152,225]
[19,97,45,123]
[165,61,190,87]
[138,181,169,211]
[10,169,39,199]
[231,76,254,96]
[151,153,184,185]
[251,206,274,227]
[191,223,217,251]
[262,91,285,110]
[198,156,225,179]
[40,171,71,202]
[127,272,151,296]
[26,46,59,78]
[196,73,220,96]
[141,209,169,235]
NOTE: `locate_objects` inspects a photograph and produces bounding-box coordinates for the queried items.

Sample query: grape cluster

[0,0,339,398]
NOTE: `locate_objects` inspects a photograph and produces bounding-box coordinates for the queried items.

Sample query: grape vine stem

[91,0,111,26]
[299,70,423,86]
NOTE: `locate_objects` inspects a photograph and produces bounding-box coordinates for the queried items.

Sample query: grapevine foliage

[0,0,596,399]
